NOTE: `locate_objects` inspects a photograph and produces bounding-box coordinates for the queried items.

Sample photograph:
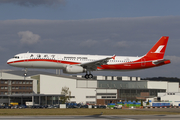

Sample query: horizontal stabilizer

[152,59,171,65]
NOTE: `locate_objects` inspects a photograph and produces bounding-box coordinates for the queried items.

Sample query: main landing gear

[84,71,93,79]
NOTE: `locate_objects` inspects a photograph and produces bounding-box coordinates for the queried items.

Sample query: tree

[60,86,71,104]
[147,99,150,105]
[141,100,143,106]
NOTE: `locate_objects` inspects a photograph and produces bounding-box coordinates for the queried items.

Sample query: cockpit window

[13,56,19,59]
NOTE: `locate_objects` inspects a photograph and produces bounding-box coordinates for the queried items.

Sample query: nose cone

[7,58,13,65]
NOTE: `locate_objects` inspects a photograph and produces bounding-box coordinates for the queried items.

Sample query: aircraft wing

[80,55,116,71]
[152,59,171,65]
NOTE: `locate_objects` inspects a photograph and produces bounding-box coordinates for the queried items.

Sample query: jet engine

[63,65,86,74]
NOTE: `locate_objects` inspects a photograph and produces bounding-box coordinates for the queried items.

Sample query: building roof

[0,94,64,97]
[3,70,55,77]
[2,70,87,80]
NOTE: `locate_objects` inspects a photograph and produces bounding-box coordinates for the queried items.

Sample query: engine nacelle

[63,65,86,74]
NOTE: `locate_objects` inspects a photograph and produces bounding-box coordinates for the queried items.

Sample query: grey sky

[1,16,180,78]
[0,0,65,7]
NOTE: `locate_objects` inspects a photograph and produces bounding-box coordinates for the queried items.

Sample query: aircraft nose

[7,59,13,64]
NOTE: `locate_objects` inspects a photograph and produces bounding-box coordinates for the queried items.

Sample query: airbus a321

[7,36,171,79]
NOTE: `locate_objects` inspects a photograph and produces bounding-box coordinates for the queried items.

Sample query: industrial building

[0,70,179,105]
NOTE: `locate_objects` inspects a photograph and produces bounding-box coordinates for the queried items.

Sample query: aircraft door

[57,55,62,63]
[24,54,29,62]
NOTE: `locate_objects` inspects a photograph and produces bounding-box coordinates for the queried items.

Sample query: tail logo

[154,45,164,53]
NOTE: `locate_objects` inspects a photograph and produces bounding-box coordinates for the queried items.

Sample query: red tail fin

[143,36,169,61]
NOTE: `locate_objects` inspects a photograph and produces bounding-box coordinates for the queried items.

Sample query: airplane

[7,36,171,79]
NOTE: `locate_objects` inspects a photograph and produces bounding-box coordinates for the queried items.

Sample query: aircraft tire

[88,74,93,79]
[85,74,89,79]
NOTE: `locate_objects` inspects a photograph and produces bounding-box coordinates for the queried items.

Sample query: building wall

[160,95,180,106]
[147,81,167,89]
[77,80,97,88]
[0,72,38,95]
[167,83,179,92]
[33,79,37,94]
[96,89,117,99]
[148,81,179,93]
[0,73,24,80]
[39,75,96,104]
[97,81,147,89]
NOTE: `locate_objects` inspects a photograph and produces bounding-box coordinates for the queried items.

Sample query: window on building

[70,96,75,98]
[30,87,32,90]
[19,81,22,84]
[12,81,15,84]
[86,101,95,104]
[8,86,11,91]
[23,82,25,84]
[30,82,32,84]
[8,81,11,85]
[86,96,96,98]
[16,81,18,84]
[16,87,19,89]
[1,81,4,84]
[1,87,4,89]
[4,87,7,89]
[26,81,29,84]
[12,87,15,89]
[4,81,8,84]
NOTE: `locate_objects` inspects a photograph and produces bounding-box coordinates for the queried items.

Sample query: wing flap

[80,55,116,71]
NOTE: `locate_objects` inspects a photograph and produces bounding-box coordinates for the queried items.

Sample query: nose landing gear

[23,68,27,77]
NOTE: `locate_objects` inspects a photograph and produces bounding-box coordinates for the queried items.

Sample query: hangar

[0,70,179,105]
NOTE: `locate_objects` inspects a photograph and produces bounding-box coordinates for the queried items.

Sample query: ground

[0,108,180,116]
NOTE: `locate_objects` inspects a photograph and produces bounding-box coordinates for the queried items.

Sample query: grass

[0,108,179,116]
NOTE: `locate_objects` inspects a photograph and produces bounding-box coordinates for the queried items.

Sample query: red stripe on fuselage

[7,59,80,65]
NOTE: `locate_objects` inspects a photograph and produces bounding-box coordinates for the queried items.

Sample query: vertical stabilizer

[143,36,169,61]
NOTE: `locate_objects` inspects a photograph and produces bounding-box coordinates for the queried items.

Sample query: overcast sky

[0,0,180,78]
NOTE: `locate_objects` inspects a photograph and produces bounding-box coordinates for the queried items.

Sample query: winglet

[112,54,116,60]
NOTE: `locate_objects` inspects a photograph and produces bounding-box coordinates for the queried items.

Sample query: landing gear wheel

[88,74,93,79]
[85,74,89,79]
[24,73,27,77]
[84,74,93,79]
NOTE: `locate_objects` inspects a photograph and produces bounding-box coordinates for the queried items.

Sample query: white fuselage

[7,53,140,70]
